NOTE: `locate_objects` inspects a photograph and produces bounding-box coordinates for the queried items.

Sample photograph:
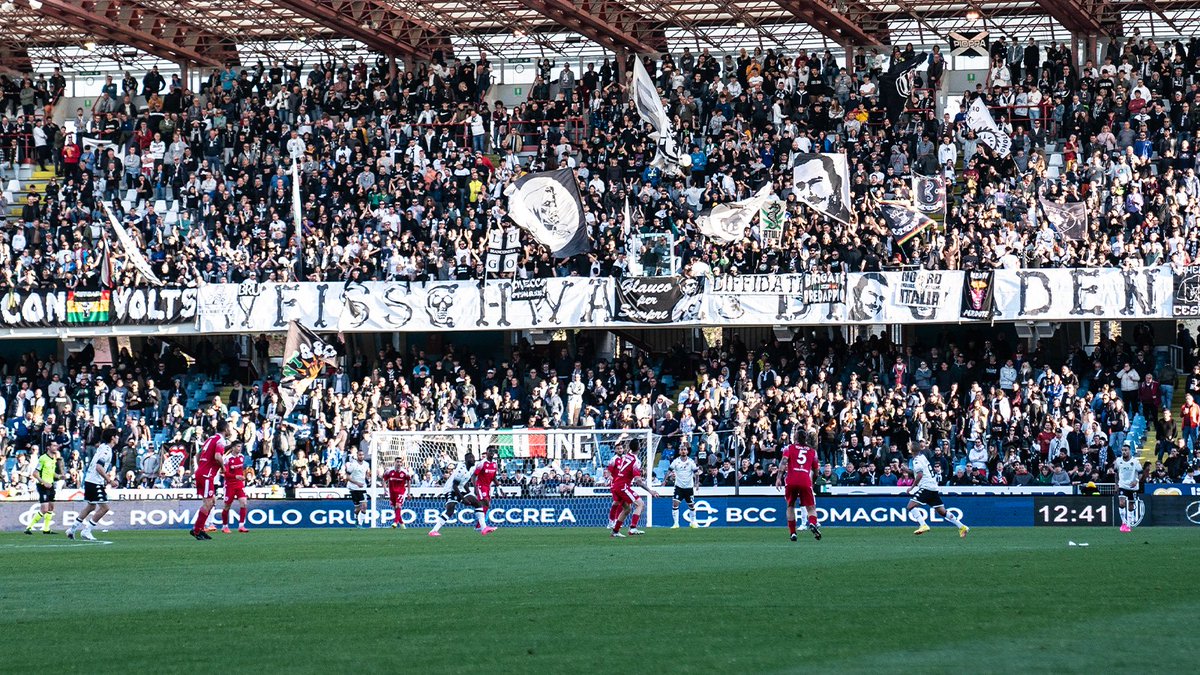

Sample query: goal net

[368,429,658,529]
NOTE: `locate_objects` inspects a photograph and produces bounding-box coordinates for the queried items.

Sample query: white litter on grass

[1068,541,1090,547]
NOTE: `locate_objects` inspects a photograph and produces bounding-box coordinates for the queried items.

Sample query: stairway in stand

[3,166,58,219]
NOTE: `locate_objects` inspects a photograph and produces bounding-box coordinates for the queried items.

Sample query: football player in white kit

[669,446,701,528]
[1114,442,1143,532]
[906,445,969,537]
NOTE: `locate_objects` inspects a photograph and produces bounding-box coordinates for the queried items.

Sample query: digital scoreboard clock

[1033,496,1116,526]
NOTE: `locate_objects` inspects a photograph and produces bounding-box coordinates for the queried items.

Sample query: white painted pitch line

[0,540,114,549]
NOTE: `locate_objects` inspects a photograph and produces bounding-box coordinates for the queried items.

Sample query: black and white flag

[279,321,339,416]
[1173,265,1200,318]
[485,226,521,274]
[912,174,946,214]
[696,184,774,244]
[631,57,681,173]
[101,201,163,286]
[1039,197,1088,241]
[878,200,935,247]
[950,30,990,57]
[879,51,926,123]
[966,98,1012,157]
[506,169,591,258]
[792,154,852,224]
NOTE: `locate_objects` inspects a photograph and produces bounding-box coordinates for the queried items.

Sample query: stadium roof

[2,0,1200,73]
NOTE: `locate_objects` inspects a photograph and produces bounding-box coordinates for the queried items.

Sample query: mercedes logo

[1186,500,1200,525]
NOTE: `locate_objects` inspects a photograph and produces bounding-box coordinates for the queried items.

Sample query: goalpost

[367,428,658,529]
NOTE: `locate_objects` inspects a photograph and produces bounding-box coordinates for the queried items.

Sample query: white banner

[190,267,1175,333]
[992,267,1172,320]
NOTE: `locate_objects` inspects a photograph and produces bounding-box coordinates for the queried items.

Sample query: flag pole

[292,154,304,282]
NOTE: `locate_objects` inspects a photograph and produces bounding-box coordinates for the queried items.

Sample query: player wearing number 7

[775,441,821,542]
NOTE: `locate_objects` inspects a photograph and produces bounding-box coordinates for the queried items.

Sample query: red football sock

[631,514,640,528]
[609,503,622,521]
[239,507,247,525]
[221,508,230,525]
[193,507,210,533]
[393,508,403,525]
[808,515,819,527]
[788,520,797,535]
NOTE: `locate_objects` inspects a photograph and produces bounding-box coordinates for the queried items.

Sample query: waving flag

[506,169,591,258]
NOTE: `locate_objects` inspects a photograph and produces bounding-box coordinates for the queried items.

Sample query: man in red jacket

[1181,393,1200,453]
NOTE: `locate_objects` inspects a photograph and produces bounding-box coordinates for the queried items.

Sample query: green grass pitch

[1,527,1195,673]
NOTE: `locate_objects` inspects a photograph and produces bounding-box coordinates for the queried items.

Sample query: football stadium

[2,0,1200,671]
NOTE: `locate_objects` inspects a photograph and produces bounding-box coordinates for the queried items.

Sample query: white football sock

[944,513,965,528]
[672,508,679,526]
[910,508,928,527]
[431,515,446,533]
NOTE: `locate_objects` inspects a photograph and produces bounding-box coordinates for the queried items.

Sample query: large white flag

[100,202,163,286]
[696,184,774,244]
[505,169,591,258]
[792,153,852,224]
[966,98,1012,157]
[631,57,681,173]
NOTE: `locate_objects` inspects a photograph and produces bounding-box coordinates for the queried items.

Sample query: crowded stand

[3,35,1200,496]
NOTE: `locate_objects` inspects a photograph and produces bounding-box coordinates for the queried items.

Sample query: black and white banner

[190,267,1176,333]
[1173,265,1200,318]
[992,267,1172,320]
[485,226,521,274]
[696,184,773,244]
[279,321,338,415]
[631,57,681,172]
[614,277,704,324]
[967,98,1012,157]
[0,287,197,329]
[913,174,946,214]
[505,169,590,258]
[792,154,852,224]
[950,30,990,57]
[880,51,926,122]
[1039,197,1088,241]
[878,200,935,247]
[102,202,163,286]
[960,270,996,320]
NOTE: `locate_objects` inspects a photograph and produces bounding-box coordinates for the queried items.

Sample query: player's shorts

[350,489,367,506]
[475,488,492,503]
[37,484,56,504]
[784,484,815,508]
[83,481,108,504]
[612,485,640,506]
[224,484,247,502]
[673,486,695,504]
[195,471,218,499]
[389,492,407,507]
[910,488,943,508]
[1119,488,1139,501]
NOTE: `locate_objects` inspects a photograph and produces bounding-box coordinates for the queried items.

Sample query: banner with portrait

[960,270,996,320]
[792,154,852,224]
[506,169,590,258]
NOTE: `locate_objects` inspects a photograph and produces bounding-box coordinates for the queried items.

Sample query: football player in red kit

[776,441,822,542]
[472,449,500,534]
[606,442,653,538]
[221,441,250,534]
[191,421,231,540]
[383,456,412,529]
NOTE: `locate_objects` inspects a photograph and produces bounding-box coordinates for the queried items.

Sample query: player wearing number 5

[775,441,821,541]
[906,445,969,537]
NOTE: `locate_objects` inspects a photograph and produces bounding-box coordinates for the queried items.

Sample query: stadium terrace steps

[4,169,58,219]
